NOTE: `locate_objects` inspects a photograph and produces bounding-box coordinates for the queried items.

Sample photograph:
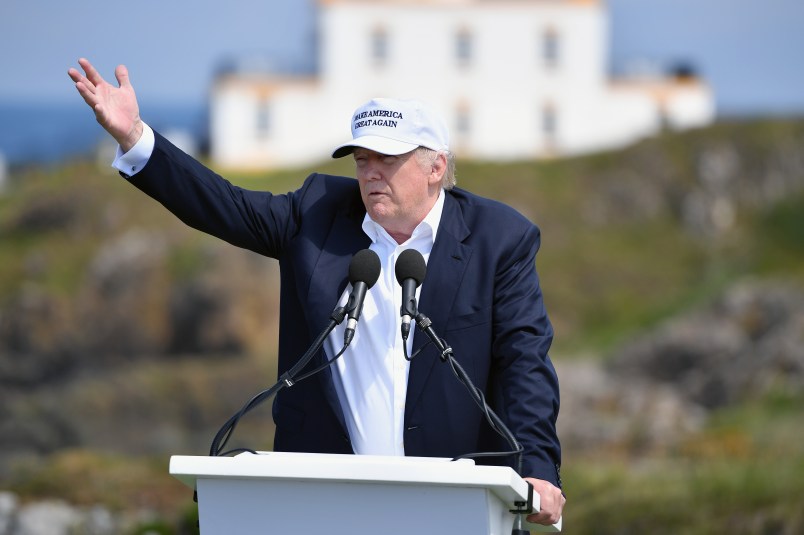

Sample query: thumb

[115,64,131,88]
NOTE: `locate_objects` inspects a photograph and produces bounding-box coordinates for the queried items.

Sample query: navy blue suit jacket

[127,133,561,486]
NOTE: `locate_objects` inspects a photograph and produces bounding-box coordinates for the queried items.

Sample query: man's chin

[366,204,393,221]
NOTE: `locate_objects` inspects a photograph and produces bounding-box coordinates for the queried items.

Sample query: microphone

[344,249,381,345]
[394,249,427,343]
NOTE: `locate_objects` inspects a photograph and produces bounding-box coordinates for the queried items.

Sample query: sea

[0,101,206,166]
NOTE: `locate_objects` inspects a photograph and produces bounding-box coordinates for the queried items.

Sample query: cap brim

[331,135,420,159]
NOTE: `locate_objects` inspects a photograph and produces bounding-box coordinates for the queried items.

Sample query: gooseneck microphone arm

[413,311,524,476]
[209,249,381,457]
[407,314,535,531]
[393,248,523,474]
[209,304,348,457]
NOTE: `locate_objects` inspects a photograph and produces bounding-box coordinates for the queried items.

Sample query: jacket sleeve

[489,221,562,487]
[123,131,310,258]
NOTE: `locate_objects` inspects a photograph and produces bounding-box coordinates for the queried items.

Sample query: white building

[210,0,715,169]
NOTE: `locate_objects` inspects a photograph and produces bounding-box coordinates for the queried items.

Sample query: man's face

[353,147,441,241]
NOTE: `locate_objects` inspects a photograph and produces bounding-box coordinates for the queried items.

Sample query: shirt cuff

[112,122,155,177]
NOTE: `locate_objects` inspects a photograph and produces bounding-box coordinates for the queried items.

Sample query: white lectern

[170,451,560,534]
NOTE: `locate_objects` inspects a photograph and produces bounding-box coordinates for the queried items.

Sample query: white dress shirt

[324,190,444,456]
[112,123,155,175]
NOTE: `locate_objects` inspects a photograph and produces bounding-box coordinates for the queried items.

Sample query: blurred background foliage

[1,118,803,534]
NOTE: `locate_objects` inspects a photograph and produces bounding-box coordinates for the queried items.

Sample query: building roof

[317,0,600,7]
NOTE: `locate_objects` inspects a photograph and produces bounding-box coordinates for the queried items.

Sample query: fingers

[70,59,130,92]
[68,61,104,118]
[68,59,98,103]
[526,503,564,525]
[73,82,97,108]
[78,57,105,87]
[115,64,131,89]
[67,67,82,84]
[68,68,94,93]
[524,478,565,526]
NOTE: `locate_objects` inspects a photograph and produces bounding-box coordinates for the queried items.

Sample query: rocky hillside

[558,278,804,454]
[0,118,803,533]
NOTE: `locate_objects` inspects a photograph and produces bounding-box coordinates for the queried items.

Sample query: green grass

[565,459,804,534]
[9,393,801,535]
[563,392,804,534]
[751,192,804,278]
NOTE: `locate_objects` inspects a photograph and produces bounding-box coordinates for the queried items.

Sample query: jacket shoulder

[447,187,537,233]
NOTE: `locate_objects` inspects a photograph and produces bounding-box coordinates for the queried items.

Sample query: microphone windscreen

[395,248,427,286]
[349,249,381,288]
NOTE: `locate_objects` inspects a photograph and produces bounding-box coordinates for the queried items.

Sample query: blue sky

[2,0,803,116]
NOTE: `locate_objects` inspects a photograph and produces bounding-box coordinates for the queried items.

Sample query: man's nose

[362,160,383,180]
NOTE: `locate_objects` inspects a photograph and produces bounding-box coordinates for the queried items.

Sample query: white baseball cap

[332,97,450,158]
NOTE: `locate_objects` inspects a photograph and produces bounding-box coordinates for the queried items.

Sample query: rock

[555,360,706,454]
[15,500,81,535]
[78,229,171,357]
[5,194,85,235]
[555,280,804,453]
[611,280,804,408]
[0,491,19,534]
[0,493,118,535]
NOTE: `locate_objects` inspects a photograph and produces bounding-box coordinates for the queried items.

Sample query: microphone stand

[413,312,536,533]
[413,312,523,472]
[208,305,349,457]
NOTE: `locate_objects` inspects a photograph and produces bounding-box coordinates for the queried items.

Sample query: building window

[455,28,473,67]
[371,26,389,66]
[256,99,271,138]
[456,106,471,136]
[542,28,560,69]
[542,103,558,148]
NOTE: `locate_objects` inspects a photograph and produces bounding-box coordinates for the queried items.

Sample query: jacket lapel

[405,192,472,418]
[302,190,473,436]
[305,195,370,331]
[305,197,369,434]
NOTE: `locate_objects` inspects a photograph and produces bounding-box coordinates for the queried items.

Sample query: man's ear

[429,152,448,185]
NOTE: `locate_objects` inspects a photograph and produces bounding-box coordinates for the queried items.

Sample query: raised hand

[68,58,143,152]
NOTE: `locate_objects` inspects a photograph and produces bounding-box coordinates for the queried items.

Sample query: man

[68,58,565,525]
